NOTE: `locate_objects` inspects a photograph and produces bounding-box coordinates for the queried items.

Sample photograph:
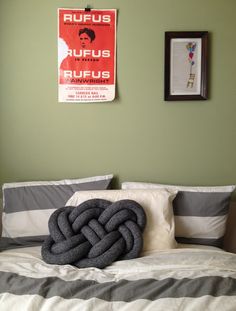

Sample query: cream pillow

[66,189,177,253]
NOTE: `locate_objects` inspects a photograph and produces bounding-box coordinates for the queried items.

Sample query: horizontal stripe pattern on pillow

[121,182,236,248]
[0,236,48,250]
[0,174,113,251]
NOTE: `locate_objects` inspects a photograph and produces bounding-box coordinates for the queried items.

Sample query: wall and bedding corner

[0,198,2,236]
[0,1,235,198]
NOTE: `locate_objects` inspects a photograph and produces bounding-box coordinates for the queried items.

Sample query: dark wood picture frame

[164,31,208,101]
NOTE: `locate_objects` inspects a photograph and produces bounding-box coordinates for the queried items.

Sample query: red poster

[58,8,116,103]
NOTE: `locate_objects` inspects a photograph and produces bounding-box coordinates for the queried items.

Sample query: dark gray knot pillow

[41,198,146,269]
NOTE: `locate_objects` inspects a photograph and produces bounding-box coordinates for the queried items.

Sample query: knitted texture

[41,198,146,268]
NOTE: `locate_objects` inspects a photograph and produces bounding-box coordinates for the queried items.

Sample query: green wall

[0,0,236,188]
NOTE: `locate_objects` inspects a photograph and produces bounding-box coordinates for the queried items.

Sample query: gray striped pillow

[0,174,113,251]
[122,182,236,248]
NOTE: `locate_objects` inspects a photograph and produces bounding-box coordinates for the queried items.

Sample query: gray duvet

[0,246,236,310]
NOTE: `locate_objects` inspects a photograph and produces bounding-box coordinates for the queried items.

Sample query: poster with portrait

[58,8,116,103]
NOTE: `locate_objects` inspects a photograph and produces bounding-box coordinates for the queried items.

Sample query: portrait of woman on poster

[78,28,96,49]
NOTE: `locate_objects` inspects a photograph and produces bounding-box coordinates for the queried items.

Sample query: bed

[0,176,236,310]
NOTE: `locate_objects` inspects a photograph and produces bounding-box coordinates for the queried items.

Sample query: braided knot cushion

[41,198,146,269]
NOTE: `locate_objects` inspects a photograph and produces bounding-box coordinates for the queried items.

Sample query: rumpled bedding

[0,246,236,311]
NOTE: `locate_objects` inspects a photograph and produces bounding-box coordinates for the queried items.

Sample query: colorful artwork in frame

[164,31,208,101]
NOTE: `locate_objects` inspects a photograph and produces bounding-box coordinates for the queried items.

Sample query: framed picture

[164,31,208,101]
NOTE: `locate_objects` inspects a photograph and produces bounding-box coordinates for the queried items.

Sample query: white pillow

[122,182,235,193]
[66,189,177,253]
